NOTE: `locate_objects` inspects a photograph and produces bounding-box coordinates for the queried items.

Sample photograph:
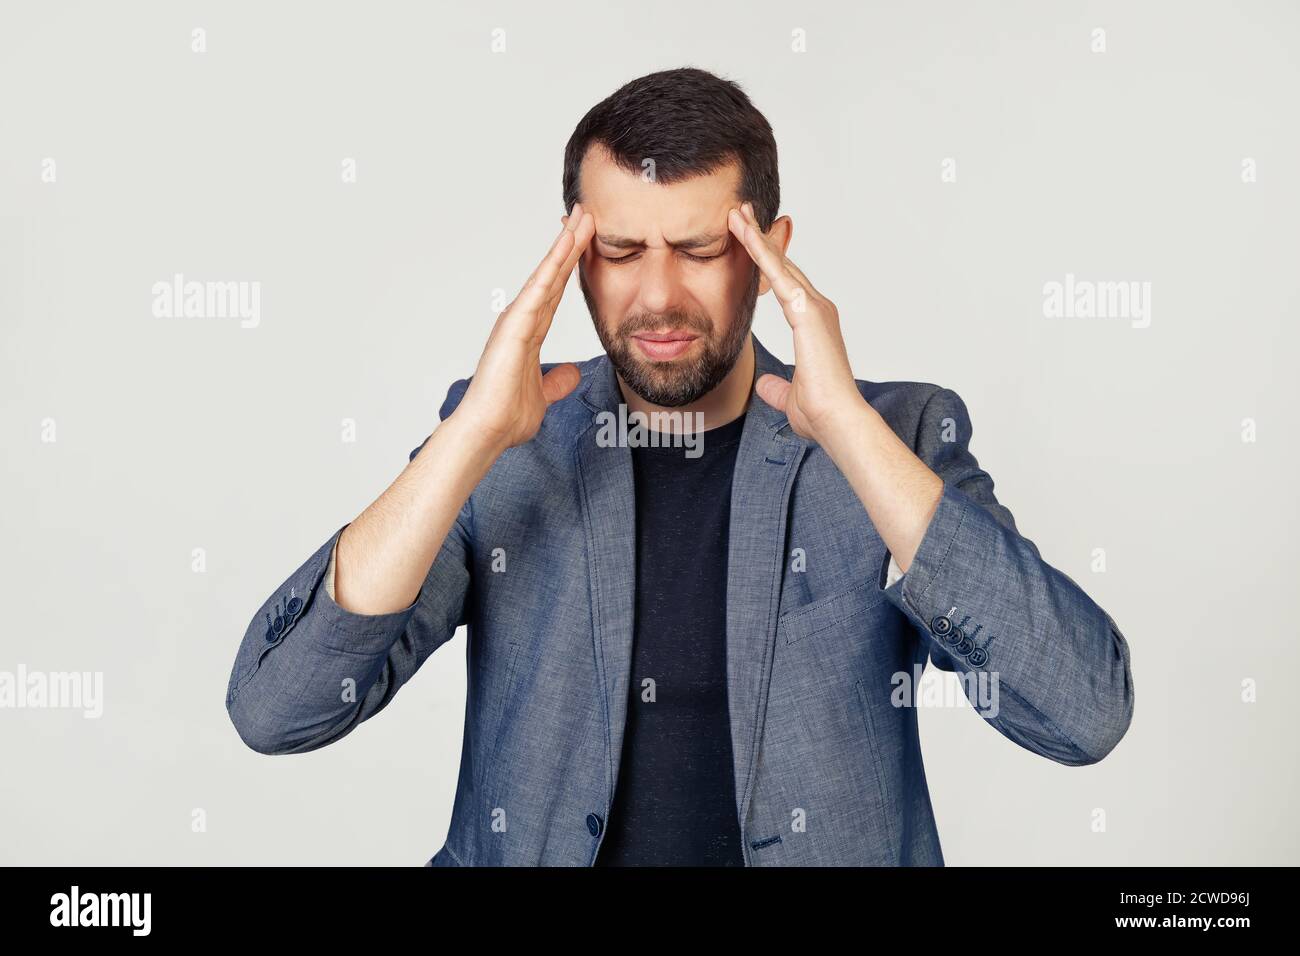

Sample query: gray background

[1,0,1296,865]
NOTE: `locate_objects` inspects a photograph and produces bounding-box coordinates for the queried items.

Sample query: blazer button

[956,636,975,656]
[586,813,603,837]
[967,647,989,667]
[264,627,277,643]
[930,615,953,637]
[286,596,303,617]
[944,626,965,647]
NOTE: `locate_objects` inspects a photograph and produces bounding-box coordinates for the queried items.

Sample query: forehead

[578,144,741,242]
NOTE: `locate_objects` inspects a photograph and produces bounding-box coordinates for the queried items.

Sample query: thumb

[755,373,791,411]
[541,362,582,404]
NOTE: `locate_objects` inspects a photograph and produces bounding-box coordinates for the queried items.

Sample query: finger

[544,206,594,307]
[739,201,824,302]
[526,201,586,299]
[504,204,590,338]
[511,223,575,317]
[727,207,806,314]
[535,209,594,342]
[755,372,791,412]
[540,362,582,404]
[762,242,818,300]
[534,204,593,319]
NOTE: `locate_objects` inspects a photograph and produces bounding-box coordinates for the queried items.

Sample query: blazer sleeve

[225,380,474,756]
[879,386,1135,766]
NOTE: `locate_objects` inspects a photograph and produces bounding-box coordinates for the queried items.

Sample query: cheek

[702,274,736,313]
[583,260,634,311]
[713,259,755,312]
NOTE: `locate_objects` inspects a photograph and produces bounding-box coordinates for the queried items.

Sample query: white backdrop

[1,0,1296,865]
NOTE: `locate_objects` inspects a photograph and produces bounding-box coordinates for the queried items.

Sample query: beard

[578,264,760,408]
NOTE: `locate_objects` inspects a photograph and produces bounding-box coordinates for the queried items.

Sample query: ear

[756,215,793,297]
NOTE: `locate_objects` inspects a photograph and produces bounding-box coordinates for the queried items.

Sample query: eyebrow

[595,231,729,252]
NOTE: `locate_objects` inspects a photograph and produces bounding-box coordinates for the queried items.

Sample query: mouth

[630,330,699,361]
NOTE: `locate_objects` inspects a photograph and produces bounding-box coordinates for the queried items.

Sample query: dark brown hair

[562,67,780,231]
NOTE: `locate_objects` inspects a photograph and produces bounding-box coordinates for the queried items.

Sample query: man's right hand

[453,202,595,453]
[329,204,595,616]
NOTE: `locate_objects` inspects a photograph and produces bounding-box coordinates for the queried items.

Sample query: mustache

[617,312,712,336]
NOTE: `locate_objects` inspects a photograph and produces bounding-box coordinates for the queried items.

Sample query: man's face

[575,145,761,407]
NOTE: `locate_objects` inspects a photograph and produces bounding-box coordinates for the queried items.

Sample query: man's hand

[332,205,594,615]
[727,200,942,572]
[454,202,596,452]
[726,200,867,446]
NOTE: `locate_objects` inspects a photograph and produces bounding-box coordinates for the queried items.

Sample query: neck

[614,334,755,433]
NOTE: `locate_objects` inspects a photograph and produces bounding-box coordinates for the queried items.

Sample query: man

[225,67,1135,866]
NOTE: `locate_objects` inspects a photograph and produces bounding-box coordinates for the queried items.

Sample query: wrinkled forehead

[577,145,741,247]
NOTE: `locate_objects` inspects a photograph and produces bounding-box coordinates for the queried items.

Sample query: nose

[634,249,689,318]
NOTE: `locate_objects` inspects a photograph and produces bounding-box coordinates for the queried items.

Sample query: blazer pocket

[855,678,899,863]
[779,582,886,646]
[476,639,522,794]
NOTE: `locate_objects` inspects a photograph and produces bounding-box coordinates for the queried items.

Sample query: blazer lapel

[574,361,638,801]
[573,334,810,829]
[724,335,809,832]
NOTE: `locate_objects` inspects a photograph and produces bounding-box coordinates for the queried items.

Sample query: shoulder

[849,378,974,451]
[434,352,608,421]
[412,352,608,461]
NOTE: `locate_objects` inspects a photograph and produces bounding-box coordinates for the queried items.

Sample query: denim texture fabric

[226,335,1135,866]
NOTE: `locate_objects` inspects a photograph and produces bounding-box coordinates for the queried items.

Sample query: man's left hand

[727,201,868,447]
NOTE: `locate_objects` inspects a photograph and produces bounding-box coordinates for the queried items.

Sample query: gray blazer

[225,334,1134,866]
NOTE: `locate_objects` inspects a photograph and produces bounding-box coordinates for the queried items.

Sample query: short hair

[562,67,780,231]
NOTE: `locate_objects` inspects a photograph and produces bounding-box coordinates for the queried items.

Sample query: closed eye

[599,251,723,264]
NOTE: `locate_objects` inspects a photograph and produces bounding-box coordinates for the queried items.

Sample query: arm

[225,203,597,755]
[836,386,1135,765]
[223,387,484,756]
[727,200,1134,767]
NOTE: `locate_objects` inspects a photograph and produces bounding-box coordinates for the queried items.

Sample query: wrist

[816,395,879,456]
[434,411,510,468]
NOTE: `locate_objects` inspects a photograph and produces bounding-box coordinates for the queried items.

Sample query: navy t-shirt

[593,411,749,866]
